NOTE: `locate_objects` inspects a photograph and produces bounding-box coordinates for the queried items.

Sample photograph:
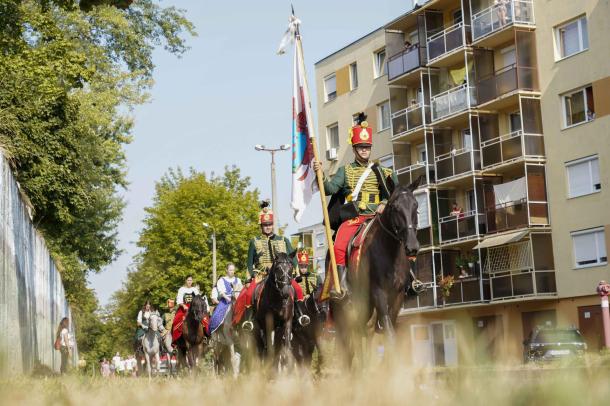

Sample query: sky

[88,0,410,305]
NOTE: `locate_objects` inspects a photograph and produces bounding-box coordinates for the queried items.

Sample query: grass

[2,353,610,406]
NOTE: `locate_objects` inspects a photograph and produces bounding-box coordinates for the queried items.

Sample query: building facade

[315,0,610,366]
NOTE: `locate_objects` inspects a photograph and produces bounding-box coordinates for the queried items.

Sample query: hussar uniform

[233,203,309,327]
[296,250,318,296]
[321,118,398,298]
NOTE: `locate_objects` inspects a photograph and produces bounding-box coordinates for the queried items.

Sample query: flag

[279,14,317,222]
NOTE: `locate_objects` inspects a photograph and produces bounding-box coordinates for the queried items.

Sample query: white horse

[142,313,164,378]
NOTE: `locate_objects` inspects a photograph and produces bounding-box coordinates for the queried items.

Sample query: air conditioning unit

[326,148,338,161]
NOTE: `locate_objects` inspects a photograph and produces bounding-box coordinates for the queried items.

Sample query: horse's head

[189,294,208,322]
[270,252,295,297]
[149,313,160,332]
[382,175,421,256]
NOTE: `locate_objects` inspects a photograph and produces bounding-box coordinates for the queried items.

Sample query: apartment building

[315,0,610,366]
[291,222,327,273]
[315,28,394,173]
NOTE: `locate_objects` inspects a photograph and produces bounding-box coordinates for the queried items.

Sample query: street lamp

[254,144,290,235]
[202,223,216,285]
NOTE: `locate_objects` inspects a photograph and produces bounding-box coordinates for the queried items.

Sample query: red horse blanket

[171,304,210,343]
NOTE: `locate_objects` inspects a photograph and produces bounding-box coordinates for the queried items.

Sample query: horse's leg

[371,287,395,344]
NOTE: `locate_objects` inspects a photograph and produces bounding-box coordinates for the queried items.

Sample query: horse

[330,177,421,368]
[141,313,163,378]
[175,294,209,373]
[291,293,326,372]
[253,252,297,371]
[210,287,242,378]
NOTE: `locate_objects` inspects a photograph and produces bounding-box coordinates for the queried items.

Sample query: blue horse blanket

[209,278,233,334]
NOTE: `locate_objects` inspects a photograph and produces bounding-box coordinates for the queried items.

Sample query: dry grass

[2,353,610,406]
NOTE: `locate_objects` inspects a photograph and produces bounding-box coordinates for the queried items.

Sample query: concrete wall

[0,153,77,375]
[315,28,393,175]
[535,0,610,298]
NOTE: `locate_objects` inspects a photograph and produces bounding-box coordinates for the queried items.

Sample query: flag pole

[294,31,341,295]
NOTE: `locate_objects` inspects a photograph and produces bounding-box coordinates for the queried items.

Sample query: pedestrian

[55,317,72,374]
[125,355,133,376]
[101,358,111,377]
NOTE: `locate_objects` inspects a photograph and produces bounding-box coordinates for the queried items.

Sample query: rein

[271,260,293,292]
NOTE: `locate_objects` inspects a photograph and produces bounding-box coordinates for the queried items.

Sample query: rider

[136,300,161,343]
[209,263,243,334]
[232,201,310,329]
[312,113,398,300]
[171,275,200,344]
[295,250,318,297]
[162,299,176,346]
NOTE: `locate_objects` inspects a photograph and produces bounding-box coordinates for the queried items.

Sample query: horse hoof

[242,321,254,331]
[298,315,310,327]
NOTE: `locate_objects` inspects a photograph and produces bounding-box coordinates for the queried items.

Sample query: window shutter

[592,77,610,119]
[573,232,596,265]
[567,161,591,197]
[596,230,607,261]
[415,191,429,229]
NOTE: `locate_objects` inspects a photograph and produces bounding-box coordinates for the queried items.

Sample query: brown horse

[330,177,421,367]
[176,294,209,372]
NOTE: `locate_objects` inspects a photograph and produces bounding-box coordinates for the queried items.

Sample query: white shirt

[216,276,242,298]
[137,310,151,326]
[176,286,200,305]
[60,328,72,348]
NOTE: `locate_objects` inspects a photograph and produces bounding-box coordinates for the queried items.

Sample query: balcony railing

[486,198,528,233]
[476,64,537,105]
[391,103,428,137]
[435,147,479,182]
[396,162,435,186]
[427,22,470,63]
[471,0,535,42]
[481,130,545,169]
[439,210,485,243]
[387,44,426,81]
[431,84,476,121]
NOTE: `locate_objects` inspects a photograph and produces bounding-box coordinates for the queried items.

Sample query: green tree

[109,166,259,352]
[0,0,195,363]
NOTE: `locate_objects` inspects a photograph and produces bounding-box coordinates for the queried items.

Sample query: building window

[315,231,326,247]
[378,101,390,131]
[562,85,594,127]
[379,154,394,170]
[572,227,607,268]
[415,191,429,229]
[324,74,337,102]
[374,48,387,78]
[555,16,589,60]
[566,155,600,198]
[416,144,427,163]
[326,123,339,149]
[349,62,358,90]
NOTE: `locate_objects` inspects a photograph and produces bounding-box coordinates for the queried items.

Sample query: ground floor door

[473,315,504,363]
[578,305,604,352]
[410,321,457,367]
[521,309,556,341]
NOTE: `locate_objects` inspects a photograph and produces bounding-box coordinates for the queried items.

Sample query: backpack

[54,335,61,351]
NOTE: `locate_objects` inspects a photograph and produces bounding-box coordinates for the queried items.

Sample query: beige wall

[535,0,610,298]
[315,28,392,175]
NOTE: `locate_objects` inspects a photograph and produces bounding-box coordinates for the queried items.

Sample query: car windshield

[536,330,583,343]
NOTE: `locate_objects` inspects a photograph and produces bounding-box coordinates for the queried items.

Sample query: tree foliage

[109,167,260,353]
[0,0,195,362]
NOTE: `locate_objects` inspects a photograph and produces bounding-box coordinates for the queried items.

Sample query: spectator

[55,317,72,374]
[100,358,111,377]
[125,355,134,376]
[450,202,463,217]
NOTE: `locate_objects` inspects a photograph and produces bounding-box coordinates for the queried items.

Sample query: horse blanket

[209,278,234,334]
[171,303,210,343]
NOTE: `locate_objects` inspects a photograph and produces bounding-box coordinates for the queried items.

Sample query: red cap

[297,250,309,265]
[349,121,373,146]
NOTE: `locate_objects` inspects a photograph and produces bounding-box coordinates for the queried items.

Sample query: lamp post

[202,223,216,285]
[254,144,290,235]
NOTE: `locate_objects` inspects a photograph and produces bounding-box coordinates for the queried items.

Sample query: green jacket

[247,234,296,277]
[323,160,399,215]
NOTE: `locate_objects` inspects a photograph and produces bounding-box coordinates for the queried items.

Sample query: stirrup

[329,289,347,301]
[241,320,254,331]
[298,314,311,327]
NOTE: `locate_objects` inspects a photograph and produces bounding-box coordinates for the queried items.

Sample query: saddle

[346,217,376,270]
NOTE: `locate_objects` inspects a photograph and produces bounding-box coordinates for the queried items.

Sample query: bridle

[377,190,416,248]
[271,259,293,292]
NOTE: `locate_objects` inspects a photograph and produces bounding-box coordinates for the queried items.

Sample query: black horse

[291,293,326,371]
[175,294,209,372]
[331,177,421,367]
[253,252,297,370]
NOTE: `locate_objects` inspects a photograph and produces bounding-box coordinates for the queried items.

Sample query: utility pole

[202,223,216,285]
[254,144,290,235]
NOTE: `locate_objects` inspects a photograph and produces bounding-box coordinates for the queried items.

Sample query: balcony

[435,147,479,182]
[481,130,544,169]
[387,45,426,82]
[397,162,435,187]
[391,103,428,138]
[471,0,535,44]
[483,236,556,300]
[476,64,538,106]
[431,84,476,122]
[427,22,471,65]
[439,210,485,244]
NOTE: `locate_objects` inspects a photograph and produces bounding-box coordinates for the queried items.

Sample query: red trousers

[334,215,371,265]
[232,278,304,325]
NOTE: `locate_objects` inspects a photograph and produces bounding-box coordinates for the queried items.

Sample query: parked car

[158,353,176,376]
[523,327,587,363]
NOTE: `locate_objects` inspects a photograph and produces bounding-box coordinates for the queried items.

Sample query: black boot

[295,300,311,326]
[241,306,254,331]
[330,265,349,301]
